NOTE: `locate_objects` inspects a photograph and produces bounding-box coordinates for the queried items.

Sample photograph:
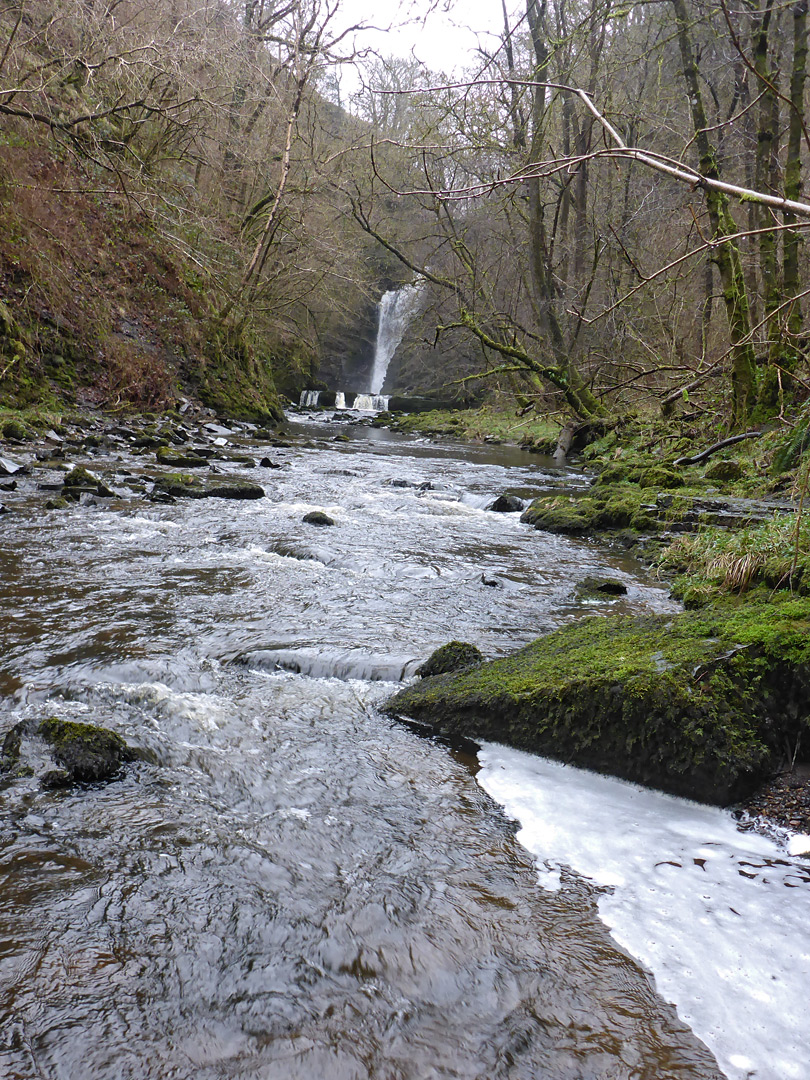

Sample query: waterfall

[352,394,389,411]
[300,390,320,407]
[368,283,422,394]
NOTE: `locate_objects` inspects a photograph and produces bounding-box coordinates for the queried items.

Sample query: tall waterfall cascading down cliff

[368,283,423,396]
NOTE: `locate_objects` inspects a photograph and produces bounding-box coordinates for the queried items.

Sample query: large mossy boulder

[1,717,149,788]
[385,595,810,805]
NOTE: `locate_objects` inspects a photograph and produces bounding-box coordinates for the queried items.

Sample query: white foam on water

[476,744,810,1080]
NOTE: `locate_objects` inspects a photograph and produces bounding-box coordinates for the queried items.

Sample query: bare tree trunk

[783,0,808,363]
[752,0,786,405]
[671,0,758,426]
[525,0,604,418]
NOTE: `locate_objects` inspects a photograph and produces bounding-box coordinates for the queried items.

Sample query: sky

[333,0,522,94]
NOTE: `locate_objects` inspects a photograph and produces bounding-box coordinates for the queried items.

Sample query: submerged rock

[576,576,628,597]
[416,641,485,678]
[1,717,150,788]
[385,596,810,805]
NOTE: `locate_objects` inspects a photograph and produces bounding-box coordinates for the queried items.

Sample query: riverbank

[378,402,810,833]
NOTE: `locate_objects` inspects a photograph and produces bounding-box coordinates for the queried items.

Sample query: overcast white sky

[334,0,523,91]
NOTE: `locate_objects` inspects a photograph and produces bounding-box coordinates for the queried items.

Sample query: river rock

[1,716,150,788]
[0,456,26,476]
[487,495,524,513]
[385,595,810,805]
[481,573,504,588]
[416,641,485,678]
[152,475,264,500]
[303,511,335,526]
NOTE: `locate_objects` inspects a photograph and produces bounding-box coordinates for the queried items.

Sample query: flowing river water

[0,413,808,1080]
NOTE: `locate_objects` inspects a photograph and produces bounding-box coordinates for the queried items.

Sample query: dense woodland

[2,0,810,430]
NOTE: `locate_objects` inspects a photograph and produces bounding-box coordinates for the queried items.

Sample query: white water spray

[368,283,423,394]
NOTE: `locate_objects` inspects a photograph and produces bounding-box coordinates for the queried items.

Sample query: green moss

[155,446,208,468]
[520,484,668,536]
[704,459,745,483]
[192,325,284,424]
[2,716,150,787]
[637,466,684,490]
[388,406,559,446]
[385,595,810,804]
[37,717,139,784]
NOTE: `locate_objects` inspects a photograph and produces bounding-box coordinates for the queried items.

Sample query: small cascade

[368,283,423,394]
[334,392,346,409]
[353,393,389,411]
[299,389,321,407]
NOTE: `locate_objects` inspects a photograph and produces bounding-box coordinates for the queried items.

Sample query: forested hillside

[2,0,810,431]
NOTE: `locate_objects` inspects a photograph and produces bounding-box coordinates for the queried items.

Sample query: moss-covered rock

[520,485,661,536]
[1,418,28,441]
[207,482,264,500]
[155,446,208,468]
[63,465,116,498]
[704,459,745,483]
[416,641,485,678]
[384,595,810,805]
[302,510,335,526]
[152,474,264,499]
[1,716,151,787]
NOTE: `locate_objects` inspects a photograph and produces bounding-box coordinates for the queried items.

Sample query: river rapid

[0,412,807,1080]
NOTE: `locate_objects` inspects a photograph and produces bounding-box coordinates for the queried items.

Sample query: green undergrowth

[663,503,810,603]
[192,326,285,424]
[387,405,559,445]
[386,593,810,804]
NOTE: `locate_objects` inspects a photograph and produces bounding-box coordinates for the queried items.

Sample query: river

[0,412,807,1079]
